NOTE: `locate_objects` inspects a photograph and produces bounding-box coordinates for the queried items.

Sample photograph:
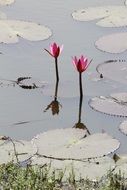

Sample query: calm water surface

[0,0,127,154]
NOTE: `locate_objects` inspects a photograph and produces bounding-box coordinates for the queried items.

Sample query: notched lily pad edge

[96,59,126,78]
[88,98,127,118]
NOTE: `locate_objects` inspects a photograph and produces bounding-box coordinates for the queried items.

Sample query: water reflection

[44,80,62,115]
[73,94,90,135]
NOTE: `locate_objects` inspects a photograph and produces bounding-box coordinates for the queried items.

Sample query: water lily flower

[44,42,63,82]
[45,42,63,58]
[72,55,91,97]
[72,55,90,73]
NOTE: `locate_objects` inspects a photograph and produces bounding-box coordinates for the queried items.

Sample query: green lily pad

[89,93,127,117]
[72,6,127,27]
[32,128,120,160]
[0,20,52,43]
[96,60,127,84]
[95,33,127,53]
[17,77,46,89]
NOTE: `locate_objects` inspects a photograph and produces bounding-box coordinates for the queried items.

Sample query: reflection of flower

[45,42,63,58]
[72,55,90,73]
[44,100,62,115]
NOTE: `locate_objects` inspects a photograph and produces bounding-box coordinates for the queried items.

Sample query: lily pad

[0,138,37,164]
[96,60,127,84]
[31,155,115,181]
[72,6,127,27]
[119,120,127,135]
[89,93,127,117]
[0,0,14,6]
[95,33,127,53]
[0,20,52,43]
[32,128,120,160]
[16,77,46,89]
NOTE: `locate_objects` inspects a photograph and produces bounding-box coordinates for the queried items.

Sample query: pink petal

[60,45,64,54]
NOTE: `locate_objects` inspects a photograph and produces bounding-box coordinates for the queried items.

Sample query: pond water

[0,0,127,155]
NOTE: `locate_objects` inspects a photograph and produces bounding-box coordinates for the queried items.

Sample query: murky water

[0,0,127,154]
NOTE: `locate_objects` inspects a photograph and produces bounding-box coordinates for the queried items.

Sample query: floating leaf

[0,0,14,6]
[119,120,127,135]
[95,33,127,53]
[32,128,120,160]
[17,77,46,89]
[0,138,37,164]
[0,20,52,43]
[31,155,115,181]
[89,93,127,117]
[96,60,127,84]
[72,6,127,27]
[114,154,127,178]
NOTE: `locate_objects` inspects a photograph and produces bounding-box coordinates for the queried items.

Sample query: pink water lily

[72,55,90,73]
[72,55,91,98]
[45,42,63,58]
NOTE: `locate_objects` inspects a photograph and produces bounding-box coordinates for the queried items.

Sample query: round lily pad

[72,6,127,27]
[89,93,127,117]
[95,33,127,53]
[32,128,120,160]
[0,138,37,164]
[31,155,115,181]
[96,60,127,84]
[119,120,127,136]
[0,0,14,5]
[16,77,46,89]
[0,20,52,43]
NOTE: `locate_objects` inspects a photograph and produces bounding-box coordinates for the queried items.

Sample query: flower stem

[79,72,83,98]
[54,79,59,101]
[78,92,83,123]
[55,57,59,82]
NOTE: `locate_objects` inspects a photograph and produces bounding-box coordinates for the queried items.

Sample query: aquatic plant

[72,55,90,97]
[45,42,63,82]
